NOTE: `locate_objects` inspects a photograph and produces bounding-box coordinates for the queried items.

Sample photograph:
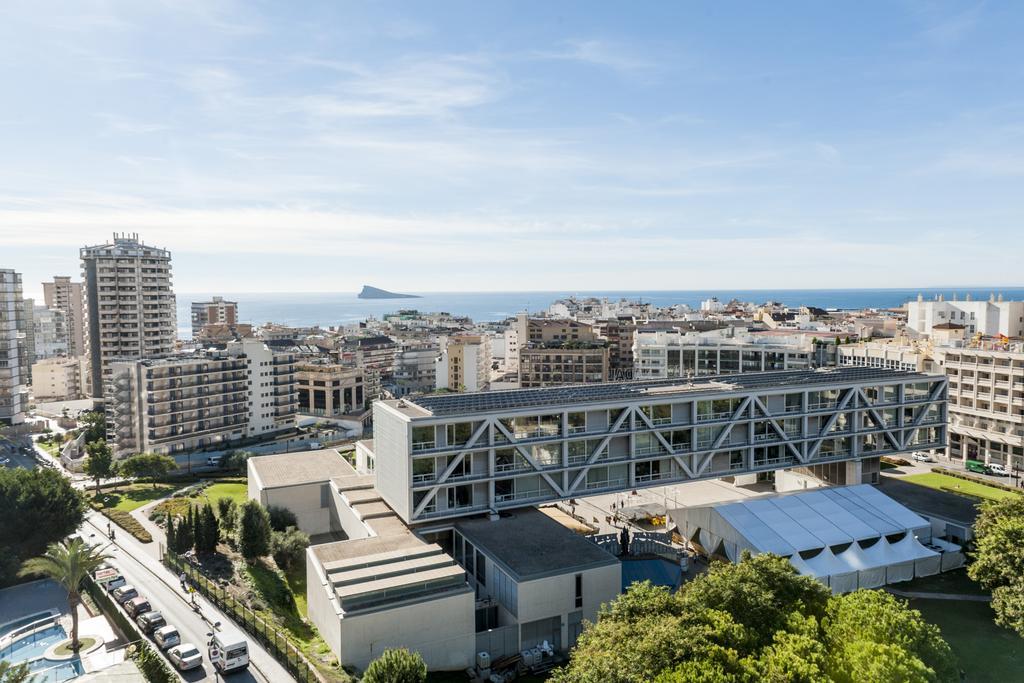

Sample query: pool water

[621,558,683,592]
[28,658,85,683]
[1,624,67,661]
[0,611,58,639]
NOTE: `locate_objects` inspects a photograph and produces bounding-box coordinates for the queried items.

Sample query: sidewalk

[129,498,169,559]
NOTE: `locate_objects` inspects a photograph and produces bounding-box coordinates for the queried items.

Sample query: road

[82,511,293,683]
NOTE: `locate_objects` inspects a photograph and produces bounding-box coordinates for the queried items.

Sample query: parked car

[136,611,166,634]
[153,625,181,650]
[989,463,1011,476]
[125,597,152,618]
[112,585,138,604]
[912,452,934,463]
[206,456,224,467]
[168,643,204,671]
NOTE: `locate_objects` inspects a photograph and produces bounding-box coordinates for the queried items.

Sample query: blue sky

[2,1,1023,299]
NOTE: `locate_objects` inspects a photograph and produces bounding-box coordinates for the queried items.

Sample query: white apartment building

[391,340,438,397]
[32,356,87,401]
[106,338,296,458]
[82,234,176,400]
[633,328,816,380]
[42,276,85,357]
[0,269,28,425]
[933,347,1024,469]
[32,305,69,359]
[906,294,1024,338]
[436,335,490,392]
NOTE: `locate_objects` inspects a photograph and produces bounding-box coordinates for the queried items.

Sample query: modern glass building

[371,367,947,523]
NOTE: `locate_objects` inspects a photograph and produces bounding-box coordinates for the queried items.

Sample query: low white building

[906,294,1024,338]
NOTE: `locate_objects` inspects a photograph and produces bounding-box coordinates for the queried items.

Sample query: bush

[103,509,153,543]
[267,505,298,532]
[363,648,427,683]
[272,527,310,570]
[238,500,272,561]
[131,641,175,683]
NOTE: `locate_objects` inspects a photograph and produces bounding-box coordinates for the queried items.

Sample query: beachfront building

[633,328,816,380]
[933,347,1024,470]
[106,338,296,458]
[906,293,1024,339]
[42,276,85,357]
[436,334,490,392]
[190,296,238,331]
[372,367,947,524]
[82,234,176,400]
[0,269,28,425]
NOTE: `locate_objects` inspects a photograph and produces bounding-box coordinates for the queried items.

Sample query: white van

[989,462,1010,476]
[208,623,249,673]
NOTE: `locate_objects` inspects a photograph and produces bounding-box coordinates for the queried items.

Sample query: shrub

[363,648,427,683]
[103,509,153,543]
[131,640,175,683]
[238,500,272,561]
[272,527,310,570]
[933,466,1022,494]
[267,505,298,532]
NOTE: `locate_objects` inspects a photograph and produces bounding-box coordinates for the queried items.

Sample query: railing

[697,411,732,422]
[411,441,435,452]
[495,489,549,503]
[585,477,627,491]
[164,551,323,682]
[0,613,60,657]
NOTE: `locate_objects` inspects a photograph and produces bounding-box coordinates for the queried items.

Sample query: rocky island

[357,285,420,299]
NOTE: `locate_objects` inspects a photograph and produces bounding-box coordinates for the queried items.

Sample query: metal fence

[163,550,324,683]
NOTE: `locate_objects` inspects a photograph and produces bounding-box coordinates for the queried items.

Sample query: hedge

[84,576,173,683]
[931,466,1023,495]
[94,506,153,543]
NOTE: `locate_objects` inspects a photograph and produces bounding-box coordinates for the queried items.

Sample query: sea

[175,287,1024,339]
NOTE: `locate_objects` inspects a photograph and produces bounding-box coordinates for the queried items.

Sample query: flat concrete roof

[249,448,356,489]
[456,507,617,581]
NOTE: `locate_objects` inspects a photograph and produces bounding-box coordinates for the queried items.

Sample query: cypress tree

[166,516,177,553]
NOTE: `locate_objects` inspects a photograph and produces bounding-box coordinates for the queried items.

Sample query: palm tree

[19,538,110,652]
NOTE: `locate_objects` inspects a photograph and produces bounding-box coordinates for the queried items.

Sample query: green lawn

[911,598,1024,682]
[152,477,248,519]
[901,472,1019,502]
[204,480,248,507]
[285,563,308,619]
[91,483,180,512]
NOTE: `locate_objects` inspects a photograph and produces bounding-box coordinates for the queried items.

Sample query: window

[413,458,435,483]
[412,426,435,451]
[574,573,583,608]
[476,550,486,586]
[446,422,475,446]
[567,412,586,433]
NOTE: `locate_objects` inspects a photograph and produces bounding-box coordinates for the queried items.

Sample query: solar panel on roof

[410,367,935,416]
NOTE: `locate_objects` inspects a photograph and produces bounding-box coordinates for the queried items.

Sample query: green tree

[175,512,194,554]
[271,526,310,570]
[84,439,114,495]
[19,538,109,651]
[968,497,1024,635]
[166,516,177,553]
[0,661,32,683]
[216,497,238,537]
[79,410,106,443]
[0,467,85,586]
[267,504,298,532]
[119,453,177,488]
[196,503,219,554]
[363,648,427,683]
[223,450,255,473]
[823,590,956,682]
[238,500,272,561]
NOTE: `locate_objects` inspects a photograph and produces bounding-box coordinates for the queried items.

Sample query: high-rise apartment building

[32,306,70,360]
[32,356,87,401]
[933,347,1024,470]
[343,335,398,401]
[19,298,36,378]
[514,314,610,388]
[391,340,439,397]
[106,338,296,458]
[42,276,85,357]
[81,234,176,400]
[190,296,238,331]
[0,270,28,424]
[435,335,490,392]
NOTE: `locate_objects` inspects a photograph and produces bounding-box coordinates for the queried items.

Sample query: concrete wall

[516,562,620,652]
[328,487,372,540]
[306,547,342,660]
[263,482,332,537]
[338,591,476,672]
[372,402,411,521]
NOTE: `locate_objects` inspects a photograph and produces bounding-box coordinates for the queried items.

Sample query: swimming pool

[0,610,58,639]
[0,623,85,682]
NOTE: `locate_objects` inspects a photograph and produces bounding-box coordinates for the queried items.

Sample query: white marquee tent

[670,485,963,593]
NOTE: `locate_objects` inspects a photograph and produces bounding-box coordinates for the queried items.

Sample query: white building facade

[0,269,28,425]
[906,294,1024,338]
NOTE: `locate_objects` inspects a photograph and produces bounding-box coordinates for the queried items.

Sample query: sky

[2,1,1023,300]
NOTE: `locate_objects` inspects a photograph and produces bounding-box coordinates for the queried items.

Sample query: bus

[965,459,991,475]
[208,623,249,674]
